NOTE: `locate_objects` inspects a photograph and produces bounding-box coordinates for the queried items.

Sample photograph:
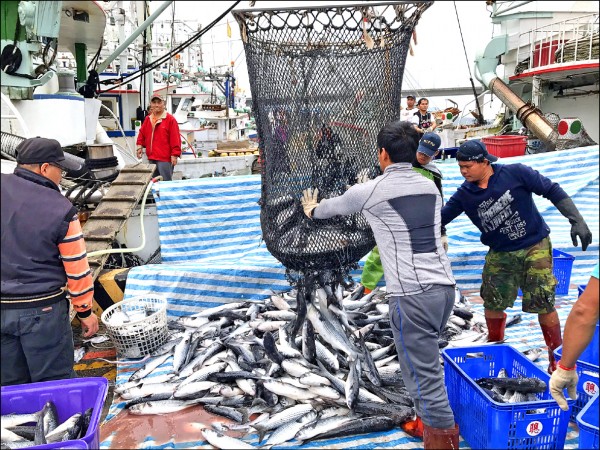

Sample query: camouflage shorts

[481,237,557,314]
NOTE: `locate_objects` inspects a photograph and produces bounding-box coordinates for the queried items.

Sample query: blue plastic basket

[0,377,108,449]
[518,248,575,297]
[442,344,572,449]
[554,322,600,420]
[577,392,599,449]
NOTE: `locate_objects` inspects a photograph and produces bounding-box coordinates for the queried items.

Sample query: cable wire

[98,1,241,94]
[453,1,485,124]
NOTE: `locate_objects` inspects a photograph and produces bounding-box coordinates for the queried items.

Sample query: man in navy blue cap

[413,132,443,197]
[441,139,592,373]
[1,137,98,386]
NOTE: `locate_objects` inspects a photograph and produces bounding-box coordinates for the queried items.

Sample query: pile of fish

[1,401,93,449]
[476,368,547,404]
[109,274,499,447]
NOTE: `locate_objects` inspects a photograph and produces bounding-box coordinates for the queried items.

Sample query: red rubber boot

[423,424,460,449]
[486,313,507,342]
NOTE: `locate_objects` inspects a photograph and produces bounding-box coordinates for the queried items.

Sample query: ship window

[99,98,118,118]
[180,98,193,112]
[171,97,182,114]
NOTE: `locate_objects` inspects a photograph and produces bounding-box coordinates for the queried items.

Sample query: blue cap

[417,132,441,157]
[457,140,498,162]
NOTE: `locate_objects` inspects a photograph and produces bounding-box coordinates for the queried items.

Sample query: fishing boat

[1,0,258,269]
[469,1,598,153]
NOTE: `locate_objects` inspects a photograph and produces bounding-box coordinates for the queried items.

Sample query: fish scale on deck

[96,281,526,449]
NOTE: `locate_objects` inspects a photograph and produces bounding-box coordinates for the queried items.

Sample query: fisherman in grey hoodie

[301,121,459,449]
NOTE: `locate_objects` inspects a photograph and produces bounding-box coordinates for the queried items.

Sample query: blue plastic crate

[554,322,600,420]
[518,248,575,297]
[442,344,572,449]
[1,377,108,449]
[577,392,599,449]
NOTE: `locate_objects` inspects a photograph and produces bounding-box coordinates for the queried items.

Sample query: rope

[453,2,473,80]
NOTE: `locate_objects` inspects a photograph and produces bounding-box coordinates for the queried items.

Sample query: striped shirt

[58,214,94,317]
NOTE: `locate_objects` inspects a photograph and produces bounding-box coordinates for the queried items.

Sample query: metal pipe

[488,77,557,151]
[96,1,174,74]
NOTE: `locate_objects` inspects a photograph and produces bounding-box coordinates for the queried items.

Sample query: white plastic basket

[101,296,169,358]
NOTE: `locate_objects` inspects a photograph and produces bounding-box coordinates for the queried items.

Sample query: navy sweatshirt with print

[441,163,569,252]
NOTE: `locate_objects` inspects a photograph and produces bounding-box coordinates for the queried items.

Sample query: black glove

[554,197,592,251]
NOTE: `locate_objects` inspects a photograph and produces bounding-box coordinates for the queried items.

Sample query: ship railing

[517,13,599,71]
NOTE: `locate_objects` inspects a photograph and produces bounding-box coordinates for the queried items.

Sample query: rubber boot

[541,322,562,374]
[401,416,424,439]
[423,424,460,449]
[486,313,507,342]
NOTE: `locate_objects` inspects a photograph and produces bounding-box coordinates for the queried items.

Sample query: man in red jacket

[136,96,181,181]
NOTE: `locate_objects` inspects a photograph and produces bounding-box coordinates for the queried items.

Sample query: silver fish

[1,428,25,443]
[262,380,317,401]
[173,381,218,399]
[264,410,318,447]
[295,415,356,442]
[299,372,331,387]
[120,382,179,400]
[201,428,254,449]
[281,359,312,378]
[178,362,228,387]
[129,352,171,381]
[45,413,82,443]
[253,404,314,433]
[523,347,543,362]
[129,399,203,415]
[1,410,41,429]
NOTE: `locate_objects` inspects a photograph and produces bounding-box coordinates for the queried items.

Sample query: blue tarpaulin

[123,146,599,317]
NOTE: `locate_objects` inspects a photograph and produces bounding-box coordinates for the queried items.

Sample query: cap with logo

[456,140,498,162]
[417,132,441,157]
[16,137,83,171]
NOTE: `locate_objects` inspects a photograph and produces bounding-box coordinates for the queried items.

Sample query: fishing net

[234,3,432,274]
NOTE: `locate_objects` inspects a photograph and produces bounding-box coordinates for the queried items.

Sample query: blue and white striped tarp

[123,146,599,317]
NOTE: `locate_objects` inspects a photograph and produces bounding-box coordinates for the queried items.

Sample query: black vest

[1,168,77,301]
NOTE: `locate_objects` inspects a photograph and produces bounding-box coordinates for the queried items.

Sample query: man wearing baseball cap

[1,137,98,385]
[400,94,417,122]
[136,95,181,181]
[361,132,448,296]
[441,139,592,373]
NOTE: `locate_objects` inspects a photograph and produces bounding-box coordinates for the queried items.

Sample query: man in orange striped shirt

[1,137,99,386]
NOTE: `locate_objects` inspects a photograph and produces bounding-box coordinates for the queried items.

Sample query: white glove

[301,188,319,218]
[549,364,578,411]
[441,234,448,253]
[346,168,370,190]
[356,168,370,184]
